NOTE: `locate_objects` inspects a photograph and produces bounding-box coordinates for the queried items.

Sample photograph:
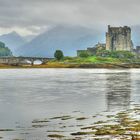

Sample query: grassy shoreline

[0,62,140,69]
[0,56,140,69]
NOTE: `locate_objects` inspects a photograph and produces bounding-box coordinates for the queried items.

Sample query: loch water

[0,69,139,139]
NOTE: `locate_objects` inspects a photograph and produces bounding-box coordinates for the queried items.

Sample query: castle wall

[106,32,111,50]
[106,25,133,51]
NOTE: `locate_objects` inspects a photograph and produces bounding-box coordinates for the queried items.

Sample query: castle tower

[106,25,133,51]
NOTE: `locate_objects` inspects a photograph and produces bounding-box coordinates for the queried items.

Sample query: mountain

[23,35,36,42]
[0,31,26,55]
[17,25,104,57]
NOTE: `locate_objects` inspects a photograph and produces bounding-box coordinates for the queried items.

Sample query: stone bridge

[0,57,52,65]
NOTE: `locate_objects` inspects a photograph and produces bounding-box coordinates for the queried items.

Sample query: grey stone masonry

[106,25,133,51]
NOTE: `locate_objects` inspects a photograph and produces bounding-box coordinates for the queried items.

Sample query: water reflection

[106,72,131,111]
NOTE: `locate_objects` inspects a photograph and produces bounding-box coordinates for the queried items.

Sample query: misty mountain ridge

[17,25,104,57]
[0,31,27,55]
[0,25,140,57]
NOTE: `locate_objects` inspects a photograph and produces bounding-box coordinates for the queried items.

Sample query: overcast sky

[0,0,140,36]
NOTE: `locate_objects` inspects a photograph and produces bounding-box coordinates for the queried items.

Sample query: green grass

[60,56,123,64]
[85,56,121,63]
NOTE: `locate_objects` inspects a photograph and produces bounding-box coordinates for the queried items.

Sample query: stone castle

[77,25,140,57]
[106,25,133,51]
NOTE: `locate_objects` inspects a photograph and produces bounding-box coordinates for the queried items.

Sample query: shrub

[96,50,111,57]
[79,51,89,58]
[96,50,135,59]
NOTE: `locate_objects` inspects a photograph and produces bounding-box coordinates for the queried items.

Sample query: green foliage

[116,51,134,58]
[79,51,89,58]
[96,50,135,59]
[54,50,64,60]
[96,57,111,62]
[63,56,121,64]
[63,56,74,60]
[0,42,12,57]
[96,50,111,57]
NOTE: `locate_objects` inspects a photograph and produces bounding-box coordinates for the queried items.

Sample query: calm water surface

[0,68,139,139]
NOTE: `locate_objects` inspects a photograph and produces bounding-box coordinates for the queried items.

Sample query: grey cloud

[0,0,140,34]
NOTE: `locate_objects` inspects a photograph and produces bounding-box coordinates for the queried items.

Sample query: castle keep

[106,25,133,51]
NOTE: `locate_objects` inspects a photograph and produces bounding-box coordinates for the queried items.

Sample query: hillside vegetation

[0,42,12,57]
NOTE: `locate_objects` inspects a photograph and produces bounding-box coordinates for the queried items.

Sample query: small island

[0,25,140,69]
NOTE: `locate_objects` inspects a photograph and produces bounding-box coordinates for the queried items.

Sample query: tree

[54,50,64,60]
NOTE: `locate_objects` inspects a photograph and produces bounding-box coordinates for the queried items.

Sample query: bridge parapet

[0,57,52,65]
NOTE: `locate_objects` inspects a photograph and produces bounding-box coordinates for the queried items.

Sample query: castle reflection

[106,72,131,111]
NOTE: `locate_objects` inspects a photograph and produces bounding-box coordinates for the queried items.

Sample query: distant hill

[0,41,12,56]
[17,25,104,57]
[0,31,26,55]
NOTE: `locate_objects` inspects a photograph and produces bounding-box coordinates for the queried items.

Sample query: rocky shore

[0,104,139,140]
